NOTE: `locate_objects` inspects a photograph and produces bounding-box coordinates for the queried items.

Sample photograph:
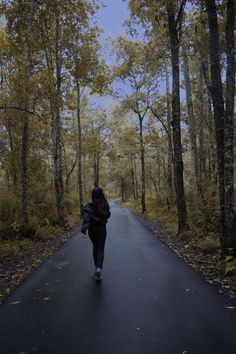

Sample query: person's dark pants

[88,224,107,269]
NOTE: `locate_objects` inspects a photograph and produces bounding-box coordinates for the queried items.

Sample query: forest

[0,0,235,268]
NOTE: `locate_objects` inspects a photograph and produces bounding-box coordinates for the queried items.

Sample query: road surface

[0,201,236,354]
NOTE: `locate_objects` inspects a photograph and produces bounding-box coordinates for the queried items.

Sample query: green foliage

[0,239,35,260]
[0,191,21,224]
[34,225,64,241]
[224,257,236,276]
[197,234,219,253]
[64,191,80,227]
[186,180,220,237]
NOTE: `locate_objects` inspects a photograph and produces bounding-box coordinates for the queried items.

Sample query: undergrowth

[0,189,81,260]
[123,188,220,254]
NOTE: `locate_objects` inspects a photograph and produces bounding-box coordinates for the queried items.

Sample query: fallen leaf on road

[185,288,190,292]
[225,306,235,309]
[43,297,50,301]
[10,301,20,305]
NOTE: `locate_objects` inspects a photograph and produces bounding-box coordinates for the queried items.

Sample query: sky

[97,0,129,39]
[91,0,131,109]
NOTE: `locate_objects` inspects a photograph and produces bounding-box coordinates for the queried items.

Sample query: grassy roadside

[0,220,80,303]
[123,198,220,253]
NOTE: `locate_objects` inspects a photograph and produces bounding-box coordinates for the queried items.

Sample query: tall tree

[205,0,236,253]
[22,0,36,225]
[113,38,160,213]
[128,0,188,232]
[182,46,198,190]
[224,0,235,250]
[166,1,188,232]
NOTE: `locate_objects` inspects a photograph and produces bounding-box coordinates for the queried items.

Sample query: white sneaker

[95,267,101,280]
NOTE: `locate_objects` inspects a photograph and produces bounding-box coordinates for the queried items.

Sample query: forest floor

[123,202,236,307]
[0,226,79,304]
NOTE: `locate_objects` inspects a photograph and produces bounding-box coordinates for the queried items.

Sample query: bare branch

[0,106,41,118]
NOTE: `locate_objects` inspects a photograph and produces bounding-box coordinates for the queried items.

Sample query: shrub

[197,234,219,253]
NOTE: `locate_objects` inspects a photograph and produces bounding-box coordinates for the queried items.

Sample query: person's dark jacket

[81,202,111,234]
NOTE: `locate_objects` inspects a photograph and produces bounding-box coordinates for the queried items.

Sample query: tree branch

[175,0,187,28]
[0,106,41,118]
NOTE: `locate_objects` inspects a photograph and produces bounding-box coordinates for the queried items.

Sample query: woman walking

[81,186,111,280]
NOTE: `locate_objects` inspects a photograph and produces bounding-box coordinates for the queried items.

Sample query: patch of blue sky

[91,0,143,109]
[92,0,187,113]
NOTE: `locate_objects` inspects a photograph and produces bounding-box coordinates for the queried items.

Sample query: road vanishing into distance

[0,201,236,354]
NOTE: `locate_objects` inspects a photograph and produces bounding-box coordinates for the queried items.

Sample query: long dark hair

[91,186,109,216]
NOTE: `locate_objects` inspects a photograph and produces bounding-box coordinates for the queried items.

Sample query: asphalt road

[0,201,236,354]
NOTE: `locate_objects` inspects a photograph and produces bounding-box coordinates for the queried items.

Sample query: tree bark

[121,177,125,202]
[166,64,174,203]
[167,4,188,233]
[205,0,225,251]
[7,120,17,190]
[134,156,139,199]
[207,87,217,182]
[139,115,146,213]
[93,152,100,187]
[146,165,159,200]
[96,154,100,186]
[76,81,84,215]
[198,71,206,179]
[224,0,235,249]
[41,6,65,225]
[130,155,137,199]
[22,0,36,226]
[54,7,65,226]
[182,48,198,188]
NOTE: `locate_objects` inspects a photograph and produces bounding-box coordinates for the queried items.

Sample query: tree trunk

[22,0,36,226]
[139,116,146,213]
[76,81,83,215]
[207,88,217,182]
[96,154,100,186]
[198,71,206,179]
[22,116,29,225]
[147,167,159,200]
[65,153,77,189]
[130,155,136,199]
[134,156,139,199]
[121,177,125,202]
[7,120,17,190]
[224,0,235,250]
[182,48,198,188]
[93,153,100,186]
[83,153,86,196]
[167,5,188,233]
[166,65,173,202]
[205,0,225,251]
[54,8,65,226]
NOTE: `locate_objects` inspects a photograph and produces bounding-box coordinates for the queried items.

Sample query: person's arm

[81,208,91,234]
[107,204,111,219]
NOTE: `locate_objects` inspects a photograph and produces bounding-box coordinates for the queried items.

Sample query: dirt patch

[0,227,79,304]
